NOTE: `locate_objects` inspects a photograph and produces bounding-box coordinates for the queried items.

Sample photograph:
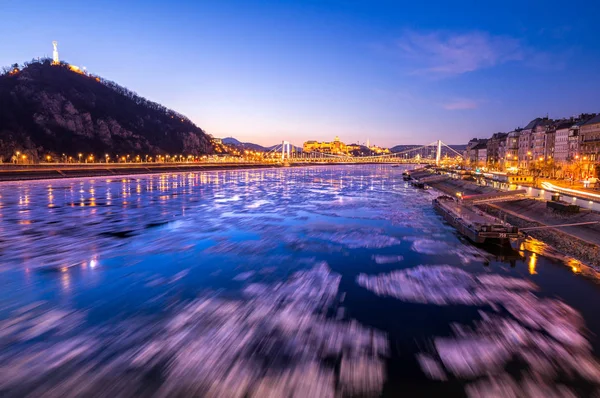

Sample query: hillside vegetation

[0,59,213,162]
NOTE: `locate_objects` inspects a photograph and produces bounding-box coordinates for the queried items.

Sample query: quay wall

[425,177,600,269]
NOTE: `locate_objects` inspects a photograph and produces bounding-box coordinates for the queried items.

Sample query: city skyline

[1,0,600,146]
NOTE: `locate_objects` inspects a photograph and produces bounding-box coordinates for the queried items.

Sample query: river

[0,165,599,397]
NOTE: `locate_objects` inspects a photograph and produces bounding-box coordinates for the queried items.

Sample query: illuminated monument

[52,41,59,65]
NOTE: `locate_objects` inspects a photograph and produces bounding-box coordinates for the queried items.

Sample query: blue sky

[1,0,599,146]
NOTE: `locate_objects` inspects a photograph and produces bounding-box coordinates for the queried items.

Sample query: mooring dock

[433,196,521,243]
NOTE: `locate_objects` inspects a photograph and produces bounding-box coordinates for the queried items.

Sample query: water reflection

[0,165,599,397]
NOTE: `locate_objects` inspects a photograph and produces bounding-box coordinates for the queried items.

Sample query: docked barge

[433,195,521,244]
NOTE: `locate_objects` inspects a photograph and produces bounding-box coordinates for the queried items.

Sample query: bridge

[265,140,463,165]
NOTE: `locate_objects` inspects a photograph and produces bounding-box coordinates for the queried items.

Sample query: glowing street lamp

[78,153,82,163]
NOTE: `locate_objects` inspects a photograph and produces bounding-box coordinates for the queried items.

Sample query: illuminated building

[368,145,390,155]
[303,136,348,154]
[580,114,600,177]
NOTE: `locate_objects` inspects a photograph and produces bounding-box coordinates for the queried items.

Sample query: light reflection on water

[0,165,599,397]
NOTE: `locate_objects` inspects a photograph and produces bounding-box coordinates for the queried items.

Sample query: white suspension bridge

[264,140,463,165]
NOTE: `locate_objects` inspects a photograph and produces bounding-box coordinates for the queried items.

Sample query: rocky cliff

[0,60,213,162]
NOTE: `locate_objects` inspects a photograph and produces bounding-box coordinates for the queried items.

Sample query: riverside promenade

[425,177,600,268]
[0,162,289,182]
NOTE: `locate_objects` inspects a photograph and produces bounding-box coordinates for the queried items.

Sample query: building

[544,123,556,161]
[505,130,521,171]
[464,139,488,168]
[532,118,552,162]
[568,120,585,162]
[518,118,552,170]
[464,138,481,166]
[303,136,348,155]
[554,120,573,165]
[486,133,508,170]
[580,114,600,177]
[476,142,488,167]
[518,118,540,169]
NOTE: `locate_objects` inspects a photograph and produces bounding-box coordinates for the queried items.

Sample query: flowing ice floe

[357,265,600,395]
[372,254,404,264]
[0,263,389,397]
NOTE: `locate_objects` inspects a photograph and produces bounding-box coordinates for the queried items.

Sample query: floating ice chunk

[306,229,401,249]
[357,265,479,305]
[233,271,255,281]
[246,200,271,209]
[435,337,511,378]
[416,353,447,381]
[170,269,189,283]
[465,375,520,398]
[477,274,537,290]
[339,357,386,397]
[411,239,452,255]
[372,255,404,264]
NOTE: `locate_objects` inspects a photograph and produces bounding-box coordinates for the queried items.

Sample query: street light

[78,153,82,163]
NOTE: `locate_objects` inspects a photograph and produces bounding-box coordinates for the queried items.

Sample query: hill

[221,137,302,153]
[222,137,268,152]
[0,59,213,162]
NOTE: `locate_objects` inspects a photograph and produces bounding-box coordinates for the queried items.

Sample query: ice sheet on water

[0,263,389,397]
[411,239,491,264]
[411,239,454,255]
[305,227,402,249]
[357,265,600,394]
[372,255,404,264]
[233,271,255,281]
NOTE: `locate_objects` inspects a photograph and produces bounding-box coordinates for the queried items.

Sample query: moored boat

[433,196,521,244]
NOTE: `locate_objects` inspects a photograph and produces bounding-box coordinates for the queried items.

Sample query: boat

[391,164,400,168]
[433,195,521,244]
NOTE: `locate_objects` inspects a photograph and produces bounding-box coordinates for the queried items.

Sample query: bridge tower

[435,140,442,166]
[281,141,291,161]
[52,41,59,65]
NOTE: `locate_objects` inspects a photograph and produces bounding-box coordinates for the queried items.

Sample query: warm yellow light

[528,253,537,275]
[68,64,83,74]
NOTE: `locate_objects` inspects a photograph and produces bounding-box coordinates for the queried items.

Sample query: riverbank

[424,176,600,268]
[0,162,420,182]
[0,162,303,182]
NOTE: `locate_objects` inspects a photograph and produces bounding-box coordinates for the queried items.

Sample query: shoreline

[0,163,283,183]
[0,162,420,183]
[419,173,600,269]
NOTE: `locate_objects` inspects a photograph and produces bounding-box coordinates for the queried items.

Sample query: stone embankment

[0,163,289,182]
[425,177,600,268]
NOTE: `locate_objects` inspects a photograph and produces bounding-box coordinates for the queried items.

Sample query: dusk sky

[1,0,599,146]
